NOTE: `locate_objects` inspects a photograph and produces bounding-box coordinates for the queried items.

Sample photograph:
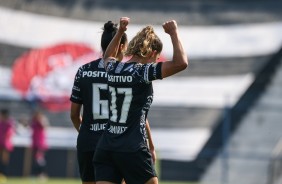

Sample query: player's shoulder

[80,58,104,70]
[84,58,103,67]
[131,62,156,70]
[106,58,123,72]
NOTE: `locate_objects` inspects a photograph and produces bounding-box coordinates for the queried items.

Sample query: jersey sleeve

[70,66,83,104]
[141,62,163,83]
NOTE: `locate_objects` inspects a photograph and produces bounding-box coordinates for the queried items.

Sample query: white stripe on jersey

[98,59,105,68]
[144,63,152,83]
[115,62,125,73]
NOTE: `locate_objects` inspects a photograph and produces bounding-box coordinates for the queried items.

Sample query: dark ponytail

[101,21,128,54]
[101,21,118,53]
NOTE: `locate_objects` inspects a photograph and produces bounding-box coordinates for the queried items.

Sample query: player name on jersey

[107,75,133,83]
[90,123,107,131]
[81,71,132,83]
[82,71,107,78]
[108,125,128,134]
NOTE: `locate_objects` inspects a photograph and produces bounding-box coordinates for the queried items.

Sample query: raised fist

[119,17,130,32]
[162,20,178,35]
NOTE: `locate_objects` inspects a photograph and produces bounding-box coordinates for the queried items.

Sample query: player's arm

[70,102,82,132]
[161,20,188,78]
[70,66,83,132]
[103,17,130,67]
[146,119,156,164]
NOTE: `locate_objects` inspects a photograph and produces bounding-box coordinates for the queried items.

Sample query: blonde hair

[125,25,162,58]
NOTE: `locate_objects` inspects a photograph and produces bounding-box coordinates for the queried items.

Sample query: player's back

[98,59,163,152]
[70,58,109,151]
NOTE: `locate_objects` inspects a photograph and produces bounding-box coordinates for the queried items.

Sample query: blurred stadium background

[0,0,282,183]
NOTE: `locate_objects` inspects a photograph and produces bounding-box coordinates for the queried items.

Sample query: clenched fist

[162,20,178,35]
[119,17,130,32]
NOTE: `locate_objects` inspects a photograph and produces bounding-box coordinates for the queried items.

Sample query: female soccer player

[0,109,15,181]
[30,110,49,178]
[70,21,156,184]
[94,17,188,184]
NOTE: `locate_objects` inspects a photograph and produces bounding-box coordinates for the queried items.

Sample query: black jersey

[97,59,163,152]
[70,58,109,151]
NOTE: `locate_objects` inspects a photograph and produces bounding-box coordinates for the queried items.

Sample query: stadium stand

[0,43,28,67]
[0,0,281,181]
[1,0,282,25]
[200,47,282,184]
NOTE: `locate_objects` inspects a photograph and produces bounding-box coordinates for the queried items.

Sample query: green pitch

[5,177,196,184]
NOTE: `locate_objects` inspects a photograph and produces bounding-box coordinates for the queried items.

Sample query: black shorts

[77,150,95,182]
[94,147,157,184]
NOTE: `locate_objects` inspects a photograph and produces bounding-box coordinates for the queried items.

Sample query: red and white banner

[11,42,99,111]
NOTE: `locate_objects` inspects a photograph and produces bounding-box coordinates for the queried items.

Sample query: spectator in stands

[70,20,157,184]
[0,109,15,182]
[93,17,188,184]
[30,110,49,179]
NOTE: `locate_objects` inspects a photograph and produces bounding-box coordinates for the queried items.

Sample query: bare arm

[161,20,188,78]
[103,17,130,67]
[146,119,156,164]
[70,102,82,132]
